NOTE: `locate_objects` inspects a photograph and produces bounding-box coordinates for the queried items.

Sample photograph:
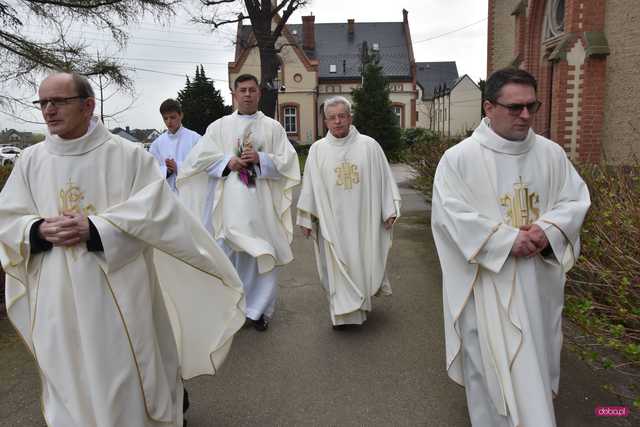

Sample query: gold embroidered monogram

[499,176,540,227]
[59,180,97,215]
[335,161,360,189]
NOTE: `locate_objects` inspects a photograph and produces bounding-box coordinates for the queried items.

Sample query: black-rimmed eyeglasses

[491,100,542,115]
[32,96,87,109]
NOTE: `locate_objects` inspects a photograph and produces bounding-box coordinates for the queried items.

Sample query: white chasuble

[149,125,201,191]
[177,111,300,275]
[297,126,401,325]
[0,120,245,427]
[431,119,590,427]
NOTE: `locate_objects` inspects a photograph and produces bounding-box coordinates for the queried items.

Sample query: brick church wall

[601,0,640,162]
[487,0,640,163]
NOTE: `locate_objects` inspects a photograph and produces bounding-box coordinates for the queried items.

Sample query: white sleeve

[89,215,146,274]
[206,154,232,178]
[149,141,168,178]
[256,151,281,179]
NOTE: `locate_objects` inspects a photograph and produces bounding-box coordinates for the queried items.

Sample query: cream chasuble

[149,125,201,191]
[297,126,401,325]
[177,111,300,274]
[177,111,299,321]
[431,119,590,426]
[0,120,245,427]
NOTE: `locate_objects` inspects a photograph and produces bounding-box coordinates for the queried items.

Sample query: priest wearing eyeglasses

[0,72,245,427]
[431,67,590,427]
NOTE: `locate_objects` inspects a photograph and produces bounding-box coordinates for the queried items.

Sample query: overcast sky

[2,0,487,134]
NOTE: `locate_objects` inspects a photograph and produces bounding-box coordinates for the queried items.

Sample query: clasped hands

[38,211,90,247]
[229,144,259,171]
[510,223,549,257]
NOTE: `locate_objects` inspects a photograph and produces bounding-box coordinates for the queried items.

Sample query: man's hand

[383,216,397,230]
[522,224,549,252]
[511,224,549,257]
[165,158,177,174]
[300,226,312,238]
[38,211,90,247]
[241,145,259,165]
[511,229,538,257]
[228,156,248,171]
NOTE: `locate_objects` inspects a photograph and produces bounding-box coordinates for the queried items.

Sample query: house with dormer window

[229,9,419,144]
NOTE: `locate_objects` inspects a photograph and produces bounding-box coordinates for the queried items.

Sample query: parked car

[0,145,22,166]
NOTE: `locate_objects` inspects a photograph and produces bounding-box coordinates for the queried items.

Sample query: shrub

[404,133,459,200]
[400,128,439,146]
[565,162,640,367]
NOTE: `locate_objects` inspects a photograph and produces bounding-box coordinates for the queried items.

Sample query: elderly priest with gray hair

[297,96,401,328]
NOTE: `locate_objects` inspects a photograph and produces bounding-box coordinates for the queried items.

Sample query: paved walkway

[0,164,631,426]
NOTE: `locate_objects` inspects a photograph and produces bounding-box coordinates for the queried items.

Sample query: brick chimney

[348,18,354,35]
[302,14,315,50]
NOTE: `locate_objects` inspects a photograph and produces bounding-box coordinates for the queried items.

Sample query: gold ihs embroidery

[335,161,360,189]
[59,180,96,215]
[499,176,540,227]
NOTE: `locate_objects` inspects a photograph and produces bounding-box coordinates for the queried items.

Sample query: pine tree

[351,53,401,155]
[177,65,228,135]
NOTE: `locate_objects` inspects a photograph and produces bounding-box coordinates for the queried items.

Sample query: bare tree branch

[193,1,310,117]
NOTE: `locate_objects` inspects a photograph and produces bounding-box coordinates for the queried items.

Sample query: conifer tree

[351,53,401,155]
[177,65,228,135]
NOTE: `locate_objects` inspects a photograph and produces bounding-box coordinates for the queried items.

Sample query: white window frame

[283,106,298,134]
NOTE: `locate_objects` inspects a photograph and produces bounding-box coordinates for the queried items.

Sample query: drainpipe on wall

[448,91,451,137]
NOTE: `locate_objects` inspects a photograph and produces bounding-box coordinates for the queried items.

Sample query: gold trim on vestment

[446,266,480,386]
[102,268,175,424]
[95,214,245,376]
[4,221,52,427]
[469,223,502,263]
[539,219,576,267]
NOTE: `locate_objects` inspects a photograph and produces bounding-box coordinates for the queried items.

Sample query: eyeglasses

[32,96,86,109]
[492,100,542,115]
[325,113,350,122]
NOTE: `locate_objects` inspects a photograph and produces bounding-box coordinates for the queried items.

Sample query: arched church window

[544,0,565,39]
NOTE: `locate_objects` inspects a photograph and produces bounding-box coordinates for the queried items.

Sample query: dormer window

[329,64,337,73]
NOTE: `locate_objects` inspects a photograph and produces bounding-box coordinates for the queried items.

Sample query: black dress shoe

[183,387,190,413]
[253,315,269,331]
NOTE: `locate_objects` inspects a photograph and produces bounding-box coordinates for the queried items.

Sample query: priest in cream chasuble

[431,69,590,427]
[177,74,300,330]
[297,97,401,326]
[0,73,245,427]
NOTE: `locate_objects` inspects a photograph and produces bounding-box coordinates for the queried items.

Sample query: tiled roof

[415,61,459,100]
[238,21,412,80]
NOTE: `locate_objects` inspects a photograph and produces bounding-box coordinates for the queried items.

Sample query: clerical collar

[45,117,111,156]
[326,125,358,146]
[167,125,182,136]
[237,111,258,119]
[474,118,535,155]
